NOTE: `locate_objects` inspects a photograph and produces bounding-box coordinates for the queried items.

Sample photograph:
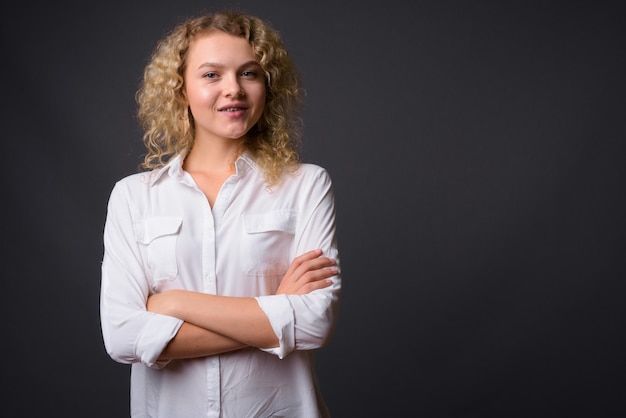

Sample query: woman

[100,11,341,418]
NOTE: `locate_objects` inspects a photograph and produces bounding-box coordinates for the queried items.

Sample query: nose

[224,75,244,97]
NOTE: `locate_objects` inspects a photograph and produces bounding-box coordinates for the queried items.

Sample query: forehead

[186,31,257,66]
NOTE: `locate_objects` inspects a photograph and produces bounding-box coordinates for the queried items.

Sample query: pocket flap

[242,210,296,234]
[134,216,183,244]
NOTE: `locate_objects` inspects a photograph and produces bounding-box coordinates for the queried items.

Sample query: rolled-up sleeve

[256,167,342,358]
[100,181,183,369]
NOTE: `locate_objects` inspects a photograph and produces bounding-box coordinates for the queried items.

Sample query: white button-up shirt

[100,152,341,418]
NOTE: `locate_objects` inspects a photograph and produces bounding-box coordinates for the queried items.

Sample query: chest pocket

[241,210,296,277]
[134,216,182,283]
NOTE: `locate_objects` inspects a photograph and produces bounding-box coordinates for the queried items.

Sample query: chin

[226,129,253,140]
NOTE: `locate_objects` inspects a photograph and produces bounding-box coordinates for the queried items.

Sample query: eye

[203,72,218,79]
[241,70,258,78]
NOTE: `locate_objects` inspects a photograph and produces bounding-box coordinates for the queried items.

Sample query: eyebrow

[196,60,261,71]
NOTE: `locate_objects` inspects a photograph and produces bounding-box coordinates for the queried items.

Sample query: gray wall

[3,1,625,416]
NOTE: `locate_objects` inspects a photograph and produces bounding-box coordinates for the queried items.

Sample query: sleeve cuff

[255,294,295,359]
[135,313,184,369]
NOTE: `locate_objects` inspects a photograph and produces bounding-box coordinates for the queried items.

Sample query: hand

[275,249,337,295]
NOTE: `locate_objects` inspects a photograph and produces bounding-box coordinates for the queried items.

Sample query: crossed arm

[146,249,338,360]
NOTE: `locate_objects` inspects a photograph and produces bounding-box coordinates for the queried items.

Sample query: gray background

[2,1,625,416]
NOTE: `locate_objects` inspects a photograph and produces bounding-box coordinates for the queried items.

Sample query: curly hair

[136,11,303,186]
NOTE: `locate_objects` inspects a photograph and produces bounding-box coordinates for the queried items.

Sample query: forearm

[150,290,279,349]
[159,322,247,360]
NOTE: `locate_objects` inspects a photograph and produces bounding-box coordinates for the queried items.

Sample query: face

[183,31,266,143]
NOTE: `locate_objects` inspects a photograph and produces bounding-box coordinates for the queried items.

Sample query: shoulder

[278,162,335,196]
[110,171,152,192]
[293,163,333,182]
[115,171,151,184]
[107,171,157,205]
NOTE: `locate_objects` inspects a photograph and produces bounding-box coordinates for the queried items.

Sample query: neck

[183,136,245,175]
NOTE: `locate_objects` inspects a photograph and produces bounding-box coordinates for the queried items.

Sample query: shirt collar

[146,151,260,186]
[146,153,185,186]
[235,151,259,176]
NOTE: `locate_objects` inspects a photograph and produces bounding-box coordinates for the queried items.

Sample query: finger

[298,265,338,285]
[297,277,334,295]
[283,249,324,277]
[293,257,336,282]
[296,248,323,261]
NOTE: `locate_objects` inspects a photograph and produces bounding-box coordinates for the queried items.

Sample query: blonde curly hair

[136,11,303,186]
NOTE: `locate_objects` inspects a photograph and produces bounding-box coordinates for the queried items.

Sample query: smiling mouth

[220,107,247,112]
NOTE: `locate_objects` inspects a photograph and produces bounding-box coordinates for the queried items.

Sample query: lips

[218,103,248,112]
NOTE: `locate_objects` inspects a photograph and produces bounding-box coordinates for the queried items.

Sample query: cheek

[253,89,267,115]
[188,93,218,119]
[260,88,267,105]
[247,82,266,105]
[185,81,214,107]
[186,89,206,108]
